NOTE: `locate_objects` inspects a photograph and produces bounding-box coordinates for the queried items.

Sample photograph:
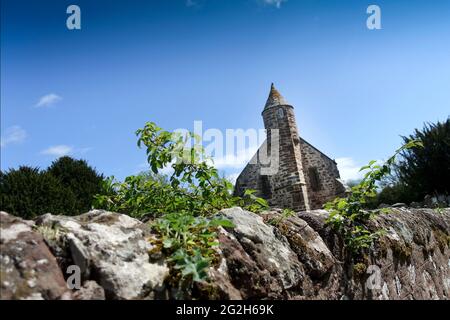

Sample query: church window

[277,108,284,119]
[261,175,272,198]
[308,167,321,191]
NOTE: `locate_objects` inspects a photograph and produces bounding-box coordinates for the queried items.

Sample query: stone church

[234,84,347,211]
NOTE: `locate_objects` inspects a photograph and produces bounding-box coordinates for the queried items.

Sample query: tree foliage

[0,166,77,219]
[1,157,105,218]
[47,156,104,214]
[374,118,450,205]
[396,118,450,201]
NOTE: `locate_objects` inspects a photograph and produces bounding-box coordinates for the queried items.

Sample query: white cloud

[225,172,240,184]
[160,164,175,176]
[136,145,257,178]
[34,93,62,108]
[261,0,287,8]
[77,147,93,154]
[40,145,74,157]
[137,161,175,176]
[40,145,93,157]
[336,157,365,182]
[336,157,385,182]
[210,146,259,169]
[137,162,148,170]
[1,126,27,147]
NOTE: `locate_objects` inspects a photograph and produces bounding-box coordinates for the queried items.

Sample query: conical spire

[264,83,290,110]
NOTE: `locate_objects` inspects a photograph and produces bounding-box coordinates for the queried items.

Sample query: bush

[47,156,104,214]
[94,122,268,219]
[1,157,105,218]
[93,121,268,295]
[396,118,450,201]
[376,183,412,205]
[375,118,450,205]
[0,166,77,219]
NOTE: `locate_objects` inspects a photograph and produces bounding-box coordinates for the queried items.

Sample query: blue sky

[1,0,449,182]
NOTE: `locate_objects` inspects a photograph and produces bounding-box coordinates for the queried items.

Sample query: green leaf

[163,238,175,249]
[210,218,235,228]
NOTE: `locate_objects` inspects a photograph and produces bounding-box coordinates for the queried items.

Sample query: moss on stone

[90,213,120,226]
[353,262,367,278]
[377,237,390,258]
[391,241,412,264]
[433,229,450,254]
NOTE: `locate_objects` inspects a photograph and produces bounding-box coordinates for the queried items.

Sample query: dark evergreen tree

[46,156,104,214]
[376,118,450,205]
[396,118,450,201]
[0,166,77,219]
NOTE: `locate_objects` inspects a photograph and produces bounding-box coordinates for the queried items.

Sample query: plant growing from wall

[151,212,234,294]
[267,208,296,226]
[94,122,268,294]
[324,139,423,254]
[95,123,268,218]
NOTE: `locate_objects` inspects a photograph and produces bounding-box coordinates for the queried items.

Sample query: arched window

[277,108,285,119]
[308,167,321,191]
[260,175,272,198]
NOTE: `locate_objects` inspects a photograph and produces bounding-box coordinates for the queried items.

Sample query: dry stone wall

[1,207,449,300]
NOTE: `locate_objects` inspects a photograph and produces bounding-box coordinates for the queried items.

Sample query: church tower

[261,83,311,211]
[235,83,344,211]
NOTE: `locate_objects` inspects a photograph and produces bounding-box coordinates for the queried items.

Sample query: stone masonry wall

[234,152,262,197]
[2,207,449,300]
[234,137,346,210]
[262,105,309,211]
[234,85,346,211]
[299,138,346,209]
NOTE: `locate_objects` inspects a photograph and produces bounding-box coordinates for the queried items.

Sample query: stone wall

[299,138,347,209]
[1,207,449,300]
[262,104,310,211]
[233,152,262,197]
[234,137,346,210]
[235,83,346,211]
[234,138,309,211]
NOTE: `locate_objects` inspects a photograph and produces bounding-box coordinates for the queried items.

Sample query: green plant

[35,225,62,242]
[94,122,267,292]
[353,262,367,278]
[325,140,423,254]
[268,208,295,226]
[93,174,181,219]
[94,123,268,218]
[151,212,234,293]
